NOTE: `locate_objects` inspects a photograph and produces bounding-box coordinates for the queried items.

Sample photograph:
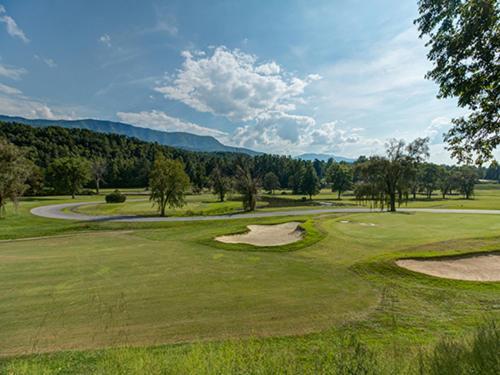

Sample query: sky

[0,0,495,163]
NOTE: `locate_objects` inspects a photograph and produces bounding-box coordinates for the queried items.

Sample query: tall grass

[2,320,498,374]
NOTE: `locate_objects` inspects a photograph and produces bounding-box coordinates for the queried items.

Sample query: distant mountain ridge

[295,153,355,163]
[0,115,260,155]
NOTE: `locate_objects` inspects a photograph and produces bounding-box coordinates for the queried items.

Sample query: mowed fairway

[1,210,499,357]
[0,218,374,356]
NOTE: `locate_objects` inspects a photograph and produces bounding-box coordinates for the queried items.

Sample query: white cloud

[116,110,228,139]
[34,54,57,68]
[425,116,451,144]
[0,5,29,43]
[0,94,57,119]
[0,63,26,79]
[0,82,22,95]
[155,46,321,121]
[99,34,112,47]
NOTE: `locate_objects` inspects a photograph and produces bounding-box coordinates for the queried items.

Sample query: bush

[105,190,126,203]
[79,189,95,196]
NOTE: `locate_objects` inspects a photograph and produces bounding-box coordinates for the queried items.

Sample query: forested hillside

[0,115,259,155]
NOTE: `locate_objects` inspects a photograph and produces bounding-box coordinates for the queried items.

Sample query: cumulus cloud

[117,110,228,139]
[155,46,321,121]
[0,5,29,43]
[99,34,112,47]
[425,116,451,144]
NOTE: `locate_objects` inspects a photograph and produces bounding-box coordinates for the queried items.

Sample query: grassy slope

[0,194,499,372]
[70,188,500,219]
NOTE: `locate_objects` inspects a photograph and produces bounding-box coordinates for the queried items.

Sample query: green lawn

[73,193,255,217]
[0,194,499,373]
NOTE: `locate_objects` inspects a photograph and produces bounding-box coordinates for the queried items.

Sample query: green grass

[0,194,499,373]
[73,193,264,217]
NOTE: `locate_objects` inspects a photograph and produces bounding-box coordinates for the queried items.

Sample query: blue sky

[0,0,493,163]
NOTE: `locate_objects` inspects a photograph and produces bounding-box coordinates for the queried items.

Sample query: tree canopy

[415,0,499,164]
[149,155,191,217]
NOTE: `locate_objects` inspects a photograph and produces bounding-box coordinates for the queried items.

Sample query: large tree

[210,165,231,202]
[301,163,321,200]
[47,157,90,199]
[326,162,353,199]
[0,139,33,217]
[91,158,106,194]
[234,163,258,211]
[262,172,280,194]
[355,138,430,212]
[415,0,499,164]
[149,155,190,217]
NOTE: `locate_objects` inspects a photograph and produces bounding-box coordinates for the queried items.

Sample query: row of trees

[0,122,492,216]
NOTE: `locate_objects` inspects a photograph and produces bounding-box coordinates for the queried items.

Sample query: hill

[295,153,355,163]
[0,115,260,155]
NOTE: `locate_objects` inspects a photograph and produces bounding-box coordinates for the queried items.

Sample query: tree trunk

[96,179,100,195]
[338,191,341,200]
[72,190,75,199]
[389,193,396,212]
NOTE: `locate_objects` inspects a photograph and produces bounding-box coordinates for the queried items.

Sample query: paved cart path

[30,202,500,222]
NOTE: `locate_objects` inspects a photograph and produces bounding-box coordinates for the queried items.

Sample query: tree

[234,162,258,211]
[262,172,280,194]
[301,163,321,199]
[457,166,479,199]
[438,167,452,199]
[0,139,33,217]
[326,163,353,199]
[211,165,231,202]
[91,158,106,194]
[149,155,190,217]
[47,157,90,199]
[355,138,430,212]
[288,162,305,194]
[415,0,499,164]
[420,163,441,199]
[485,160,500,181]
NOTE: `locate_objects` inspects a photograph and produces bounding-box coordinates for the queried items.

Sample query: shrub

[105,190,126,203]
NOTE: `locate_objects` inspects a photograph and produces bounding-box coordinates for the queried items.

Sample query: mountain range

[0,115,260,155]
[295,153,356,163]
[0,115,356,161]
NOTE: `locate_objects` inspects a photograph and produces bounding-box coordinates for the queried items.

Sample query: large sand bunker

[215,222,304,247]
[397,253,500,281]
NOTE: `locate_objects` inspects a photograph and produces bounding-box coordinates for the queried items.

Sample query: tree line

[0,121,496,216]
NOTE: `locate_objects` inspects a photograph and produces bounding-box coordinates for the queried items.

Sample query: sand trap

[215,222,304,247]
[396,254,500,281]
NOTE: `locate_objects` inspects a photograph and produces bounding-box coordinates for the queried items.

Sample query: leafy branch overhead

[415,0,499,164]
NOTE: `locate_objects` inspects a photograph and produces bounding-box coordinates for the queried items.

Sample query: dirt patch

[396,254,500,281]
[215,222,304,247]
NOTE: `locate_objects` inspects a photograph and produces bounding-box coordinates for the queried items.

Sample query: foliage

[418,320,499,375]
[149,155,190,216]
[301,163,321,199]
[355,138,430,211]
[456,165,479,199]
[0,139,33,217]
[326,162,353,198]
[91,158,107,194]
[234,161,259,211]
[210,164,231,202]
[415,0,499,164]
[105,189,127,203]
[262,171,280,194]
[47,157,91,199]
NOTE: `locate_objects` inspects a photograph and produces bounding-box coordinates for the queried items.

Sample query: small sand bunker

[397,254,500,281]
[216,222,304,247]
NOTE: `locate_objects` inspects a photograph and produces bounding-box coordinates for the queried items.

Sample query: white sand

[215,222,303,247]
[396,254,500,281]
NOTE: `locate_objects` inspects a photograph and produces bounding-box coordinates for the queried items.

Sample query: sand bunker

[216,222,303,247]
[397,254,500,281]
